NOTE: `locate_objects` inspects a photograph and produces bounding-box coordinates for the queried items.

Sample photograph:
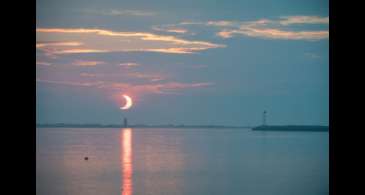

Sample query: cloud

[279,16,329,26]
[36,61,52,66]
[79,71,166,82]
[207,20,236,27]
[150,78,165,82]
[216,17,328,40]
[127,72,166,82]
[36,78,105,87]
[80,73,103,77]
[36,28,225,55]
[36,42,91,55]
[206,16,328,27]
[36,41,83,48]
[107,81,213,94]
[175,16,329,41]
[119,62,140,67]
[179,21,205,25]
[37,78,213,95]
[76,69,166,83]
[54,49,107,54]
[216,31,234,38]
[217,28,328,40]
[82,9,156,16]
[105,9,156,16]
[72,60,106,66]
[152,26,188,34]
[142,47,212,54]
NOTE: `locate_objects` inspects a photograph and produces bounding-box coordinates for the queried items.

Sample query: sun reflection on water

[121,128,133,195]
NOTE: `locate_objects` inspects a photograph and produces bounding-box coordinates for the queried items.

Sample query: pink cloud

[36,28,225,55]
[72,60,106,66]
[119,62,140,67]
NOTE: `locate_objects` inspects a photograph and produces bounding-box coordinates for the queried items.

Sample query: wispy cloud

[37,78,213,95]
[72,60,106,66]
[79,71,166,82]
[207,20,237,27]
[127,72,166,82]
[105,81,213,94]
[36,61,52,66]
[179,21,205,25]
[36,28,225,55]
[119,62,140,67]
[217,28,328,40]
[152,26,188,34]
[80,73,104,77]
[142,47,213,54]
[214,16,329,40]
[173,16,329,41]
[82,9,156,17]
[36,78,105,87]
[279,16,329,26]
[36,41,83,48]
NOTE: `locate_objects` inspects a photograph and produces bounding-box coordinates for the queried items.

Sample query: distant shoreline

[37,124,329,131]
[36,124,251,129]
[252,125,329,131]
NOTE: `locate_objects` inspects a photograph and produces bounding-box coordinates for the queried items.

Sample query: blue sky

[36,0,329,126]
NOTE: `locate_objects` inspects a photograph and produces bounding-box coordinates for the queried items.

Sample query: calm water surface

[36,128,328,195]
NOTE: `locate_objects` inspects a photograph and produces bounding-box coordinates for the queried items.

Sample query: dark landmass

[36,123,251,129]
[252,125,328,131]
[37,124,329,131]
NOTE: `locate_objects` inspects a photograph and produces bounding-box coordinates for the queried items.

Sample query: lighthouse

[123,117,128,127]
[262,111,267,126]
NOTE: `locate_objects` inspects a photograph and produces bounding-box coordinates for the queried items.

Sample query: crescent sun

[120,95,133,110]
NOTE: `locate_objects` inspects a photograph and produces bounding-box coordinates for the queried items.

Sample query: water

[37,128,328,195]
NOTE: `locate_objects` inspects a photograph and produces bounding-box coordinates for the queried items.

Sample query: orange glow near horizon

[121,128,133,195]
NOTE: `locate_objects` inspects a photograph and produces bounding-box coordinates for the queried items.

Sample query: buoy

[84,157,88,160]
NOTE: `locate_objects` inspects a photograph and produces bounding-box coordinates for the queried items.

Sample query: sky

[36,0,329,126]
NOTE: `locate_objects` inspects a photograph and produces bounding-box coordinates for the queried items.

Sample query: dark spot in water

[84,157,88,160]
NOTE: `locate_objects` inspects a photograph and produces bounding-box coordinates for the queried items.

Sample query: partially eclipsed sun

[120,95,133,110]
